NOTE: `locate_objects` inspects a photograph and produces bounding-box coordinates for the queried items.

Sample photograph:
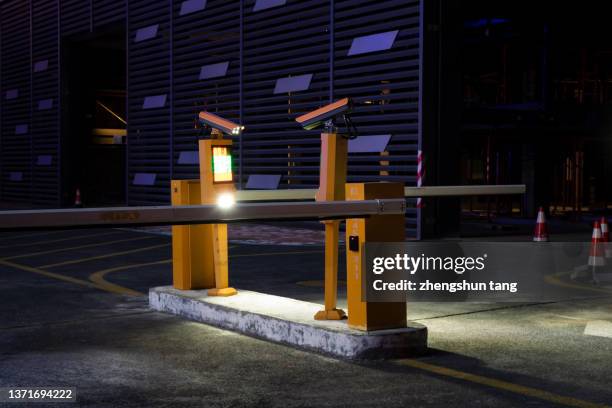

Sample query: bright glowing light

[217,193,235,209]
[231,126,245,135]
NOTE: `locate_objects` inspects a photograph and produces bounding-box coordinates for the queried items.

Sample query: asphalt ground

[1,228,612,407]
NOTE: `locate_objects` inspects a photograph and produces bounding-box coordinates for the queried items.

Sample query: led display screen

[212,146,233,183]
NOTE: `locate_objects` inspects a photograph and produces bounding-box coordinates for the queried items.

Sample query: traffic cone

[588,221,605,284]
[533,207,548,242]
[600,217,612,259]
[74,188,82,208]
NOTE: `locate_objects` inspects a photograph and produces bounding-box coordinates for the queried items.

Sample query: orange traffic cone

[588,221,605,268]
[74,188,83,208]
[533,207,548,242]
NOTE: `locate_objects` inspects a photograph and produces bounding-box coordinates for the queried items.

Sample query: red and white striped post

[416,150,424,208]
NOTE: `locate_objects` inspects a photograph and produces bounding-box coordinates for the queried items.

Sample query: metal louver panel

[335,0,420,234]
[94,0,125,28]
[1,0,422,238]
[1,0,31,203]
[31,0,60,206]
[172,0,240,184]
[60,0,90,36]
[242,0,331,189]
[127,0,171,205]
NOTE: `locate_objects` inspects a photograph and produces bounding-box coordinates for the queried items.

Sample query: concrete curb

[149,286,427,359]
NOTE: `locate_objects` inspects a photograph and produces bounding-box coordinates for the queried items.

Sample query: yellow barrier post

[314,132,348,320]
[199,138,237,296]
[171,179,215,290]
[345,182,407,331]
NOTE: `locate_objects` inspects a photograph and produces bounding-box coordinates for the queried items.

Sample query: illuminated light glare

[217,193,235,209]
[231,126,245,135]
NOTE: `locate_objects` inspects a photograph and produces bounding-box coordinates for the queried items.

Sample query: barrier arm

[0,199,407,231]
[235,184,526,201]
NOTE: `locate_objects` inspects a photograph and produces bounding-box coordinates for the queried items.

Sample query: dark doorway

[62,26,126,207]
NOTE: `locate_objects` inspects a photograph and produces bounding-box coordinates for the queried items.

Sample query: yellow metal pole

[314,132,347,320]
[199,139,237,297]
[323,220,340,310]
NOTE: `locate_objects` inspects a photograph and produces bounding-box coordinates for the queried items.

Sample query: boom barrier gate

[0,105,526,332]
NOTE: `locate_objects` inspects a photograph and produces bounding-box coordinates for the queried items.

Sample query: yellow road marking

[39,243,170,269]
[398,359,609,408]
[0,230,67,242]
[89,259,171,296]
[3,235,157,261]
[0,258,136,296]
[0,231,118,250]
[86,250,324,295]
[545,271,612,295]
[87,250,322,296]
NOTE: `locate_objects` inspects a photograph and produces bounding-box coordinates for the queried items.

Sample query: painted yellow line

[3,235,157,261]
[544,271,612,295]
[39,243,170,269]
[89,259,171,296]
[230,250,322,258]
[0,258,137,296]
[88,250,322,294]
[0,230,67,242]
[85,249,323,297]
[398,359,609,408]
[0,231,118,250]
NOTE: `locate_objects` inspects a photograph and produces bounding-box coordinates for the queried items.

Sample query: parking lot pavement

[1,228,612,407]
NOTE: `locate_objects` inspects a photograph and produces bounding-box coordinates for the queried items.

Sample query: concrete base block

[149,286,427,359]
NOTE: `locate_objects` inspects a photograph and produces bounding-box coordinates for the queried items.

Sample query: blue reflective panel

[142,94,167,109]
[33,60,48,72]
[178,151,199,165]
[15,124,28,135]
[135,24,159,43]
[5,89,18,100]
[38,99,53,110]
[180,0,206,15]
[9,172,23,182]
[133,173,157,186]
[246,174,281,190]
[273,74,313,94]
[199,61,229,80]
[347,30,399,56]
[253,0,286,12]
[348,134,391,153]
[36,155,52,166]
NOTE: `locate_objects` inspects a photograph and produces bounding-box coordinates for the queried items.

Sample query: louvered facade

[0,0,422,236]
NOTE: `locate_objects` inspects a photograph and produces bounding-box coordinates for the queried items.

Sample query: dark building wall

[458,1,612,217]
[0,0,422,235]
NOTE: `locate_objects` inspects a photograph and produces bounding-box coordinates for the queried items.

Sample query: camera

[199,111,245,136]
[295,98,352,131]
